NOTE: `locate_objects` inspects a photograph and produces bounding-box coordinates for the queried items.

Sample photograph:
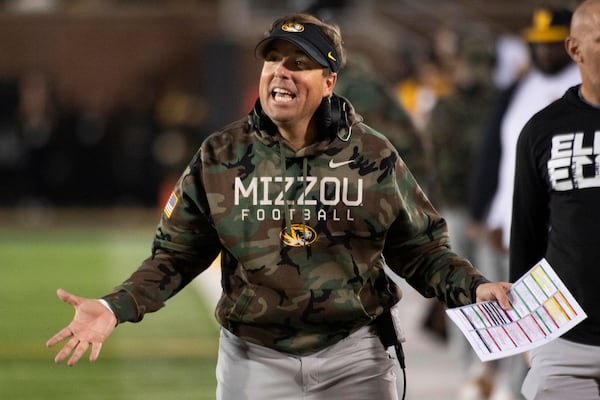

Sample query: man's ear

[324,72,337,97]
[565,36,581,63]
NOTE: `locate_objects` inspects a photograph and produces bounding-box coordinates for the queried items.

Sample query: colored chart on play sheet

[446,259,587,361]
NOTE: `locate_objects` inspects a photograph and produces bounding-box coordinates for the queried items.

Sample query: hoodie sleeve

[509,120,549,283]
[383,157,488,307]
[102,150,222,323]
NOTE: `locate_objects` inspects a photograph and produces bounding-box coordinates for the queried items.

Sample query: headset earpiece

[317,95,348,138]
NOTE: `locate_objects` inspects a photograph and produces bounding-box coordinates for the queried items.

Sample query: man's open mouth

[272,88,296,102]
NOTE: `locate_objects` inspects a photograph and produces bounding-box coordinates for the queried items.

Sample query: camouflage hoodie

[103,95,488,355]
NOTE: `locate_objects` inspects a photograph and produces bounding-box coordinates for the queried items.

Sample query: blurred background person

[0,77,21,204]
[424,24,511,400]
[335,54,430,188]
[18,71,56,200]
[395,47,452,134]
[491,34,530,91]
[472,6,579,253]
[483,7,580,254]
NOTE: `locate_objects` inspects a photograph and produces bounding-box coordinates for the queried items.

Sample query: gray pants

[216,326,398,400]
[522,338,600,400]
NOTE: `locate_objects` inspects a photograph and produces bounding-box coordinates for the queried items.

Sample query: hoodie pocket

[221,284,376,327]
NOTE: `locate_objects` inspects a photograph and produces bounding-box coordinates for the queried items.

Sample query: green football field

[0,209,220,400]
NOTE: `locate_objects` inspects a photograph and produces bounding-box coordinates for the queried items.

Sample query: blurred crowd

[0,68,213,209]
[0,22,528,210]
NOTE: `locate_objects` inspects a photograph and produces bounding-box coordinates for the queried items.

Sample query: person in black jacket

[510,1,600,398]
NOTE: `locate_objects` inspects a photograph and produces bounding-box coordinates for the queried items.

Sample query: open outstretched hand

[46,288,117,366]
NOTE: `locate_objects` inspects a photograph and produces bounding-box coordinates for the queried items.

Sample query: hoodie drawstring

[279,142,312,258]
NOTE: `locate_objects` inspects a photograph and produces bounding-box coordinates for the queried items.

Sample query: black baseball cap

[255,21,341,72]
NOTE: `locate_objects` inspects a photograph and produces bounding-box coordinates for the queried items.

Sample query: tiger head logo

[280,224,317,247]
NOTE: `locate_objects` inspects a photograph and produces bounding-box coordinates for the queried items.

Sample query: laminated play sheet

[447,258,587,361]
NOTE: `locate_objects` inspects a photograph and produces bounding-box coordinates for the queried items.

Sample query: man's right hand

[46,288,117,366]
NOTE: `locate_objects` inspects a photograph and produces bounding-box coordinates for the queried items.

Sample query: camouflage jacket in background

[103,95,489,355]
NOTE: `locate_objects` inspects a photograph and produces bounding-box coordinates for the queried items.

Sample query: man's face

[576,25,600,88]
[530,41,572,75]
[259,40,336,129]
[565,3,600,95]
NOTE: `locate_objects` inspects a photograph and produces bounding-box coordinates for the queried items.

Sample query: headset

[317,94,351,140]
